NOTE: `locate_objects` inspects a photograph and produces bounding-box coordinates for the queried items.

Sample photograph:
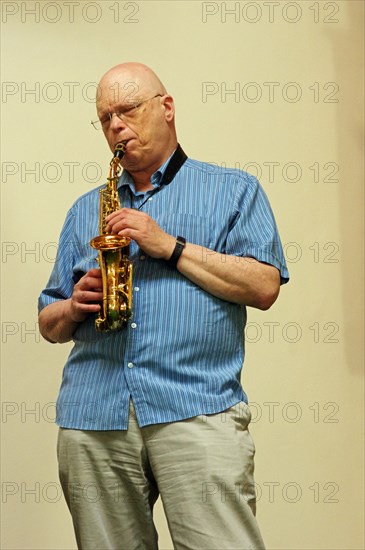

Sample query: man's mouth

[116,139,132,150]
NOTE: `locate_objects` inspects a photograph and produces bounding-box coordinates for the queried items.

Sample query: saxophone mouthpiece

[114,141,127,159]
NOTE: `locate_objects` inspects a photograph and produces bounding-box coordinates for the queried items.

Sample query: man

[39,62,289,550]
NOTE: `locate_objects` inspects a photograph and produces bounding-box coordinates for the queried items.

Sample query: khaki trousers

[57,401,265,550]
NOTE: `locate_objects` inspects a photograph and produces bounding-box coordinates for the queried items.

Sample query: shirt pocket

[159,213,212,249]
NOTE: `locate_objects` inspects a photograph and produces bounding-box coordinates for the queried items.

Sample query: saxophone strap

[159,143,188,186]
[135,143,187,211]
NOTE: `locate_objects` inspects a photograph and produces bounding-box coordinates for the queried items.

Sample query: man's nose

[109,113,127,131]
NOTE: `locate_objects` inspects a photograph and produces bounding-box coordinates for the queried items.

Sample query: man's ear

[162,95,175,122]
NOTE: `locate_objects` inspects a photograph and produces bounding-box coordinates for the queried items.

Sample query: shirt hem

[55,396,248,430]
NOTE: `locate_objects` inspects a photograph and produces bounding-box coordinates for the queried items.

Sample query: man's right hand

[70,268,103,323]
[38,268,103,343]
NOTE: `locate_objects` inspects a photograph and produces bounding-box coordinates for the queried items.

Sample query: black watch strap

[167,236,186,268]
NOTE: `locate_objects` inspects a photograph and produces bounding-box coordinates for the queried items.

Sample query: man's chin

[121,151,142,172]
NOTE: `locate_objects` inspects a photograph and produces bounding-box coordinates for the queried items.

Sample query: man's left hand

[106,208,175,260]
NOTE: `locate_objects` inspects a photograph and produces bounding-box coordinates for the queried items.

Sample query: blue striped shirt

[38,154,289,430]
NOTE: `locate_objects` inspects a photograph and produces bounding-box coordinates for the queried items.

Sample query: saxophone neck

[109,159,121,182]
[108,140,127,183]
[99,143,127,235]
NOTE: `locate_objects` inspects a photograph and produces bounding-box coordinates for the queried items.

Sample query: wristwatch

[167,236,186,268]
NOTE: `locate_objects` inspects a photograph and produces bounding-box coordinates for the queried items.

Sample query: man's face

[96,73,173,174]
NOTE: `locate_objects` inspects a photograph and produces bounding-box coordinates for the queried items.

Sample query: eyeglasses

[91,94,162,130]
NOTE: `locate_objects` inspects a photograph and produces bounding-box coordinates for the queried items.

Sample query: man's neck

[130,172,155,192]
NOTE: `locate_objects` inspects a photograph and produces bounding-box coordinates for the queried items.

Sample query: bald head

[97,62,168,108]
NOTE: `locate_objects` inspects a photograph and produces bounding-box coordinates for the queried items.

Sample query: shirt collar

[117,148,177,196]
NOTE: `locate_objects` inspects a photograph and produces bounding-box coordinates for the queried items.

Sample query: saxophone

[90,142,133,331]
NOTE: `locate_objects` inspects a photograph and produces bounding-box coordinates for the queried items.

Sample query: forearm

[105,209,281,309]
[38,300,79,344]
[176,242,280,310]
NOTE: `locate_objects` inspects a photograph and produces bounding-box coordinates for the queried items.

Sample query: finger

[87,268,102,278]
[107,219,128,234]
[117,228,139,241]
[111,209,150,227]
[78,275,103,291]
[106,212,135,233]
[70,302,101,322]
[74,303,101,313]
[112,212,151,234]
[75,290,104,303]
[106,214,124,233]
[77,282,102,294]
[105,207,131,222]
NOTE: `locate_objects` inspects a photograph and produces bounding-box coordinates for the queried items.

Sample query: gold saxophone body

[90,142,133,331]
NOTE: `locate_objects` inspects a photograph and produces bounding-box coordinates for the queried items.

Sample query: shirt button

[131,323,137,329]
[134,287,140,292]
[140,255,145,260]
[127,362,134,369]
[148,197,153,201]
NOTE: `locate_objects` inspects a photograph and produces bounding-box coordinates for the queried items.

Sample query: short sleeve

[226,173,289,285]
[38,206,77,311]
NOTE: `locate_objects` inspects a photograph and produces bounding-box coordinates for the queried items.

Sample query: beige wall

[1,1,364,548]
